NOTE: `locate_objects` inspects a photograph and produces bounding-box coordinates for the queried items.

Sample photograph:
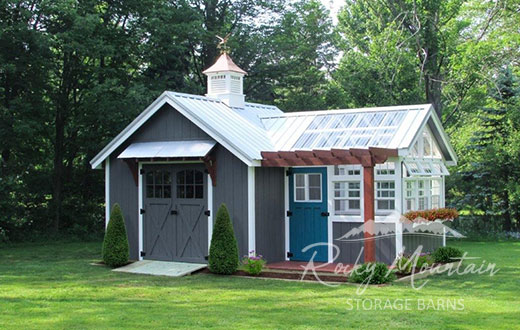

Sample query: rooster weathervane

[216,33,231,54]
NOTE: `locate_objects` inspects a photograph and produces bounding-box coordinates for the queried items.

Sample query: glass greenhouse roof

[260,105,430,151]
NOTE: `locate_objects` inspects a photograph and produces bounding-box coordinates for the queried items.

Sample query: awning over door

[118,140,216,159]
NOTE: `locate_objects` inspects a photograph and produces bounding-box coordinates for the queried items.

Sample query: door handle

[321,212,330,217]
[171,210,178,215]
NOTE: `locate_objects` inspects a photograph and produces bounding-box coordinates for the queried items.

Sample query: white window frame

[330,165,362,216]
[333,181,361,215]
[375,162,397,215]
[375,180,396,213]
[430,178,442,209]
[403,176,444,211]
[293,173,322,203]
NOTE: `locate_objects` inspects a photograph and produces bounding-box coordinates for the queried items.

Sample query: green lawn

[1,240,519,329]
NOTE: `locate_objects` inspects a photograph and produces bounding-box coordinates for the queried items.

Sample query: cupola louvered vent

[203,53,247,108]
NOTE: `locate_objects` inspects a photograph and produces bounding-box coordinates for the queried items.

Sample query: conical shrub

[208,203,239,274]
[102,203,129,267]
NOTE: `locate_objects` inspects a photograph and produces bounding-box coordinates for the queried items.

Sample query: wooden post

[363,164,376,262]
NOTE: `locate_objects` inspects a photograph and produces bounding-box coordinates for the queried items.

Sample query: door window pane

[176,169,204,199]
[308,187,321,201]
[295,187,305,201]
[294,173,322,202]
[145,169,171,198]
[295,174,305,187]
[308,174,321,188]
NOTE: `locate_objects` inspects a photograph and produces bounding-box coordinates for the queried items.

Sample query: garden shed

[91,52,457,265]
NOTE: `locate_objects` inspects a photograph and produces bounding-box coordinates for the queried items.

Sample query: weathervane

[216,33,231,54]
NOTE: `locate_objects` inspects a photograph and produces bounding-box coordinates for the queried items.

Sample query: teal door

[289,167,328,262]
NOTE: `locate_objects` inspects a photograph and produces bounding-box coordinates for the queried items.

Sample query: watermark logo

[296,217,499,295]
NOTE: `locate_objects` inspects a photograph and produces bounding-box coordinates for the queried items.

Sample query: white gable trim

[429,110,458,165]
[90,92,254,169]
[400,107,457,165]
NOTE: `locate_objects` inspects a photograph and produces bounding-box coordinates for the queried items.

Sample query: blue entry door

[289,167,328,262]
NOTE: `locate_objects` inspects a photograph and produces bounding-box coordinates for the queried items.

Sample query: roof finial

[216,33,231,54]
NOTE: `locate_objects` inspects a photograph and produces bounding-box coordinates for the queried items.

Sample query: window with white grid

[376,181,395,211]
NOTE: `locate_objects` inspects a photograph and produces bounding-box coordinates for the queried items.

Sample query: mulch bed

[198,268,350,282]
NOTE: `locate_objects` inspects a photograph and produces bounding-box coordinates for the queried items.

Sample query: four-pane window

[177,170,204,199]
[294,173,322,202]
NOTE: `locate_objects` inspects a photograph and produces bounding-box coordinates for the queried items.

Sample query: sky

[320,0,344,24]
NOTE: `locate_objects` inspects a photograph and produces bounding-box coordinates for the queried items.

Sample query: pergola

[261,147,399,262]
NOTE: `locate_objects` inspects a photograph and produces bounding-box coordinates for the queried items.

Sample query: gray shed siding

[109,154,139,259]
[375,223,396,264]
[131,104,211,142]
[402,223,443,254]
[332,222,364,264]
[254,167,285,263]
[212,145,249,257]
[332,222,397,264]
[108,104,218,260]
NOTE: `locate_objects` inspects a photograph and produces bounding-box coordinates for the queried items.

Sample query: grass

[0,240,519,329]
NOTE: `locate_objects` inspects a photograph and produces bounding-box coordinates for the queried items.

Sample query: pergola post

[363,164,376,262]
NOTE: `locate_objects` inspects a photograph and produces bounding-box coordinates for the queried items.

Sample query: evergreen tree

[102,204,129,267]
[208,204,239,275]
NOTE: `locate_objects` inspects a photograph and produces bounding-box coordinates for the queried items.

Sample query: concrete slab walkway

[113,260,206,277]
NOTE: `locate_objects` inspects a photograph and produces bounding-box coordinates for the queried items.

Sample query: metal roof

[231,102,284,127]
[167,92,274,162]
[90,92,456,169]
[260,105,431,151]
[118,140,216,159]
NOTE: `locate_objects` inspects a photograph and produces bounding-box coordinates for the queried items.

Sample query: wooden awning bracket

[203,154,217,186]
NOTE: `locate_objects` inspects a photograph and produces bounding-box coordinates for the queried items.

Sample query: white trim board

[105,158,110,229]
[284,168,290,261]
[138,162,144,261]
[247,166,256,255]
[208,173,214,253]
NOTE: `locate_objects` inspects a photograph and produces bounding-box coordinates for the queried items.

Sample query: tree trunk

[425,73,442,118]
[52,105,65,233]
[502,190,512,232]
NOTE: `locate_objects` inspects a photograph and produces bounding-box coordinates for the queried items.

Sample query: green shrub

[396,257,412,275]
[102,204,129,267]
[349,262,396,284]
[432,246,463,263]
[416,254,434,269]
[209,204,239,275]
[241,251,266,276]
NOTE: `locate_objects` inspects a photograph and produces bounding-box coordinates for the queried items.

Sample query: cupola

[203,53,247,108]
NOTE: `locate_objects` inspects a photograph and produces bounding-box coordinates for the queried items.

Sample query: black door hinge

[321,211,330,217]
[204,210,211,216]
[140,251,146,257]
[140,208,145,214]
[140,168,145,175]
[287,252,293,258]
[170,210,178,215]
[286,210,293,217]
